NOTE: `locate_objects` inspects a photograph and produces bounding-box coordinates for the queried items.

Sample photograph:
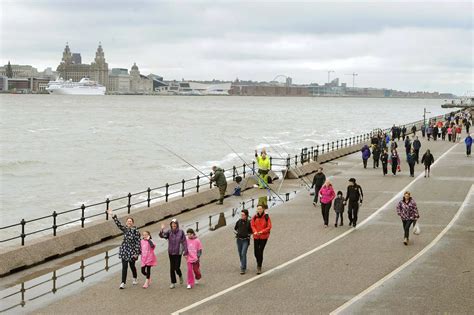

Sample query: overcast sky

[1,0,472,94]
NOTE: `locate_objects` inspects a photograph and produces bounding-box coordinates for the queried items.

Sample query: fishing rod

[269,141,311,190]
[156,142,211,180]
[222,140,285,204]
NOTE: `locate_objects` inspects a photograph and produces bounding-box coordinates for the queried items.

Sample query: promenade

[1,133,473,314]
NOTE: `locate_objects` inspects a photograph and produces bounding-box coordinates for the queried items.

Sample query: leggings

[121,259,137,283]
[321,202,331,225]
[254,239,268,268]
[141,266,151,279]
[402,219,414,239]
[169,254,183,284]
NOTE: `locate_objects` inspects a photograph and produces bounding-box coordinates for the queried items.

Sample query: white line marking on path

[330,183,474,315]
[171,144,459,315]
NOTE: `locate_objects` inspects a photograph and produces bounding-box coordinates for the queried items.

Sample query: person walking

[140,231,157,289]
[421,149,435,178]
[211,166,227,205]
[465,120,471,134]
[311,167,326,206]
[361,144,371,169]
[319,179,336,228]
[421,124,426,138]
[433,125,438,141]
[407,148,416,177]
[255,149,271,189]
[412,136,421,164]
[372,144,381,168]
[333,191,345,227]
[381,148,389,176]
[184,228,202,289]
[447,125,453,142]
[107,209,141,289]
[251,205,272,274]
[404,136,411,159]
[345,178,363,228]
[234,209,252,274]
[465,134,472,157]
[159,219,188,289]
[396,191,419,245]
[427,125,433,141]
[456,125,462,142]
[411,124,417,135]
[389,148,400,176]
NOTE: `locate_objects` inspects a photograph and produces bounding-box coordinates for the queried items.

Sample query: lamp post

[423,107,431,128]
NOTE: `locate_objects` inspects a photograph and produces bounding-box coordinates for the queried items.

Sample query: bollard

[285,192,290,201]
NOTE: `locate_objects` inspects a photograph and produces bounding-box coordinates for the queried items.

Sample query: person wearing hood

[344,178,364,228]
[380,148,389,176]
[407,148,416,177]
[404,136,411,158]
[389,148,401,176]
[255,148,271,189]
[184,228,202,289]
[107,209,141,289]
[361,144,371,169]
[160,219,188,289]
[251,204,272,274]
[421,149,435,178]
[211,166,227,205]
[396,191,419,245]
[465,134,472,157]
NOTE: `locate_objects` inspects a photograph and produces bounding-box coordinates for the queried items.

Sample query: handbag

[413,223,421,235]
[397,165,401,172]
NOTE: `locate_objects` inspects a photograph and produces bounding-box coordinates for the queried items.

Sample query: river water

[0,95,449,232]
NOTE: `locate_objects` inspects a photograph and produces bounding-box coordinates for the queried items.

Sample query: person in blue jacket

[465,134,472,157]
[361,145,371,169]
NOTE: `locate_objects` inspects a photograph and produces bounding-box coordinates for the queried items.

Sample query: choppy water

[0,95,449,231]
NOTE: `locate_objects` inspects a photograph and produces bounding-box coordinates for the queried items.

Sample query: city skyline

[1,0,472,95]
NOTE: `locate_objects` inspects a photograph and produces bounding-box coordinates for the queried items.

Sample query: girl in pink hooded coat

[319,180,336,227]
[140,231,157,288]
[185,228,202,289]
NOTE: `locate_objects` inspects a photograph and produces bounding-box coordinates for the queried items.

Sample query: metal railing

[0,112,451,247]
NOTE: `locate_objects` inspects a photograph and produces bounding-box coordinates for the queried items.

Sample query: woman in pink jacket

[140,231,157,288]
[319,179,336,227]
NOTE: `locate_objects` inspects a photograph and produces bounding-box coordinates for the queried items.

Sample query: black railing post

[233,166,236,181]
[243,164,246,178]
[147,188,151,207]
[327,143,330,152]
[208,215,212,228]
[196,175,200,193]
[252,161,256,175]
[105,198,110,220]
[181,179,185,197]
[316,145,319,161]
[209,172,213,188]
[286,157,290,169]
[165,183,169,202]
[52,211,57,236]
[322,144,325,154]
[81,204,85,228]
[196,222,199,232]
[311,146,314,160]
[332,141,334,151]
[127,193,132,214]
[286,192,290,201]
[295,155,298,167]
[252,198,255,208]
[20,219,25,246]
[336,140,339,149]
[269,157,273,169]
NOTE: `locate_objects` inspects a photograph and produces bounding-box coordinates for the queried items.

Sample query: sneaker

[403,238,408,245]
[335,223,338,228]
[312,202,317,207]
[169,283,176,289]
[132,278,138,285]
[256,267,262,275]
[240,269,245,275]
[119,282,125,289]
[187,284,192,289]
[353,223,356,228]
[195,280,199,285]
[143,280,149,289]
[179,276,184,284]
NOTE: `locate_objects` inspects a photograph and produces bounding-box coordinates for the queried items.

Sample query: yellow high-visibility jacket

[256,155,271,170]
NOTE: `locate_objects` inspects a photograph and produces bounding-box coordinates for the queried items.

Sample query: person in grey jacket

[211,166,227,205]
[160,219,188,288]
[333,191,345,227]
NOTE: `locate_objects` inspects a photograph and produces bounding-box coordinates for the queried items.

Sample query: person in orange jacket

[251,204,272,275]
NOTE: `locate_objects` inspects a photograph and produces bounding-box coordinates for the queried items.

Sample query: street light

[423,107,431,128]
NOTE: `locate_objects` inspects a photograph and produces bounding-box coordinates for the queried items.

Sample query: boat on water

[46,78,106,95]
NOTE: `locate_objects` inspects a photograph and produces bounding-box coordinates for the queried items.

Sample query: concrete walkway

[6,135,473,314]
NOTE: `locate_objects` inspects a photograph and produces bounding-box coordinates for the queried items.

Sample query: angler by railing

[0,112,450,247]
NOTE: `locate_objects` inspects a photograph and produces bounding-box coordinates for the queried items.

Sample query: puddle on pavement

[0,191,298,313]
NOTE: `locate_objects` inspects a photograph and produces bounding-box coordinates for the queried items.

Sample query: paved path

[6,135,473,314]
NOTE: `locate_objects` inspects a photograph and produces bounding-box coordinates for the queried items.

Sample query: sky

[0,0,472,94]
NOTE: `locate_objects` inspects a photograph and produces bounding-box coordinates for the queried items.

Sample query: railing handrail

[0,110,461,246]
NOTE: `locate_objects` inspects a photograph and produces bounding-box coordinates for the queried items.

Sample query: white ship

[46,78,106,95]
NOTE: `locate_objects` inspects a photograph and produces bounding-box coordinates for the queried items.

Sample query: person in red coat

[251,204,272,274]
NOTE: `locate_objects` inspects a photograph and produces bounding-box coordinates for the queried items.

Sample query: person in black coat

[421,149,435,178]
[380,148,389,176]
[234,209,252,274]
[372,144,381,168]
[311,168,326,205]
[404,136,411,158]
[412,136,421,164]
[344,178,364,228]
[407,148,416,177]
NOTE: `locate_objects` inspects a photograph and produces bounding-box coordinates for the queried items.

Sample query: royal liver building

[56,43,109,87]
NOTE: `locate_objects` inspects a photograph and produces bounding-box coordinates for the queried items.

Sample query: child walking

[334,191,345,227]
[140,231,157,288]
[185,228,202,289]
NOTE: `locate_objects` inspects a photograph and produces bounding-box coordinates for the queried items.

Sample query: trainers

[132,278,138,285]
[169,283,176,289]
[179,276,184,284]
[143,280,149,289]
[256,267,262,275]
[240,269,245,275]
[187,284,192,289]
[119,282,125,289]
[195,280,199,285]
[312,202,317,207]
[403,238,408,245]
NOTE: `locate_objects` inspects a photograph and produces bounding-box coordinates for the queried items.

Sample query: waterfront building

[108,68,130,93]
[0,64,39,78]
[72,53,82,64]
[56,43,109,88]
[129,63,153,94]
[0,76,7,91]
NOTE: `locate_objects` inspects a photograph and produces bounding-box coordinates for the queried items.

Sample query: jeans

[382,163,388,175]
[335,212,343,225]
[121,259,137,284]
[141,266,151,279]
[348,201,359,225]
[254,239,267,268]
[414,149,420,163]
[467,145,472,156]
[373,158,379,168]
[321,202,331,225]
[236,238,250,270]
[402,219,414,239]
[169,254,183,284]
